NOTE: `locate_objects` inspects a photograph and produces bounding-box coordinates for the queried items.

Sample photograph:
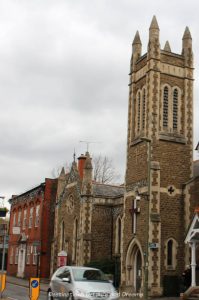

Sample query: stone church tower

[121,16,193,296]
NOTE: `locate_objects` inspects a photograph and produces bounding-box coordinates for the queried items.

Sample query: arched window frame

[164,238,178,270]
[161,84,182,133]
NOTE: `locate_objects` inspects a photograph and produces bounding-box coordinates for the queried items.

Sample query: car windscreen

[72,269,109,282]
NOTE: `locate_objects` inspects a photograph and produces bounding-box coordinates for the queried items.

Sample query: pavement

[2,276,180,300]
[6,274,49,292]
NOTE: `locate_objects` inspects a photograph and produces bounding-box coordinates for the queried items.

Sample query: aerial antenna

[73,148,76,162]
[79,140,101,152]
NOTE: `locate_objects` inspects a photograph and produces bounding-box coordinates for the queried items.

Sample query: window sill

[166,265,176,271]
[159,132,186,144]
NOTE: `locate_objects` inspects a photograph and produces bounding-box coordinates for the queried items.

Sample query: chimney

[78,154,87,179]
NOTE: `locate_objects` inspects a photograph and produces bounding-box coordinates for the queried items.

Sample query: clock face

[67,195,74,214]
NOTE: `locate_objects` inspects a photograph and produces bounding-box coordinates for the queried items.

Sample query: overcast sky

[0,0,199,207]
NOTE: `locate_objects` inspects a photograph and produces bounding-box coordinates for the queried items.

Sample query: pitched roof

[93,183,124,199]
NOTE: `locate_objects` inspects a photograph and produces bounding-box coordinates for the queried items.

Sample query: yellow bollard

[29,278,40,300]
[0,274,6,299]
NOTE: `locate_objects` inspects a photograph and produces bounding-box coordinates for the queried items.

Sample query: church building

[121,16,194,296]
[50,152,124,277]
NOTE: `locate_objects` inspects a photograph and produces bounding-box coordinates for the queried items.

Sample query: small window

[10,247,14,264]
[13,213,16,227]
[29,207,33,228]
[26,245,31,264]
[163,86,169,128]
[167,239,173,266]
[17,210,21,227]
[15,247,18,264]
[35,205,40,227]
[32,246,38,265]
[23,209,27,229]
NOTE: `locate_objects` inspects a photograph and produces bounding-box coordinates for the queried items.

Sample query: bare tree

[92,155,120,184]
[51,163,70,178]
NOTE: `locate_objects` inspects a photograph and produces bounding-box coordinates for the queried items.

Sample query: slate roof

[93,183,124,199]
[194,160,199,177]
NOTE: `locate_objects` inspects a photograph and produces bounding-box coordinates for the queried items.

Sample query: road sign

[29,278,40,300]
[149,242,159,249]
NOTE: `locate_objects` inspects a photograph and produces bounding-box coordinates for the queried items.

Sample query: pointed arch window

[137,92,141,133]
[167,239,173,266]
[142,89,146,130]
[165,238,178,270]
[173,88,178,130]
[163,86,169,128]
[60,221,65,251]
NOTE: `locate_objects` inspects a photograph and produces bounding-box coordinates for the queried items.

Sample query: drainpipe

[140,137,151,300]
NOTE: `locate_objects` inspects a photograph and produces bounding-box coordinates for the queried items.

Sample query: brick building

[121,16,194,296]
[51,152,124,277]
[7,178,57,278]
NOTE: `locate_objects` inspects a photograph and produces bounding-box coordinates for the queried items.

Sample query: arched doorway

[126,239,144,293]
[134,248,142,292]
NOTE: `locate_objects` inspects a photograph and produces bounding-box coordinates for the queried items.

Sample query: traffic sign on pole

[29,278,40,300]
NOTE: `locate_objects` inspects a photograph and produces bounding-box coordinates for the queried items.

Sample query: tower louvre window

[163,86,168,128]
[173,89,178,129]
[142,89,146,130]
[137,92,141,133]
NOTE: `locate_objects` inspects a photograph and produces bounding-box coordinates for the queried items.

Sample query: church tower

[121,16,193,296]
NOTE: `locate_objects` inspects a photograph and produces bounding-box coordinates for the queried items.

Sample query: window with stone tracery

[173,88,178,130]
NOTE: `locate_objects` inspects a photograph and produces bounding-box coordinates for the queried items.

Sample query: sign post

[0,274,6,299]
[29,278,40,300]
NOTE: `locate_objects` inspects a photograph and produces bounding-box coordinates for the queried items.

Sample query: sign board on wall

[12,227,20,234]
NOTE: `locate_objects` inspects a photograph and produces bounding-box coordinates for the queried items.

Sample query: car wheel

[47,289,54,300]
[68,292,74,300]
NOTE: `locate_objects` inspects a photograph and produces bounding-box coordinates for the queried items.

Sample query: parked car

[47,266,119,300]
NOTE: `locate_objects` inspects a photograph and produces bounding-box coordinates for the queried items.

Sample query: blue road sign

[31,280,39,288]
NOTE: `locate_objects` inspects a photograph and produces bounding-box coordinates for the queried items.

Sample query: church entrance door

[134,248,142,292]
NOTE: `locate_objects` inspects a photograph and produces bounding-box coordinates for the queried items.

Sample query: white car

[47,266,119,300]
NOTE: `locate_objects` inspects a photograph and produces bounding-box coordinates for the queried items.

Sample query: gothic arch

[164,237,178,270]
[126,238,144,292]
